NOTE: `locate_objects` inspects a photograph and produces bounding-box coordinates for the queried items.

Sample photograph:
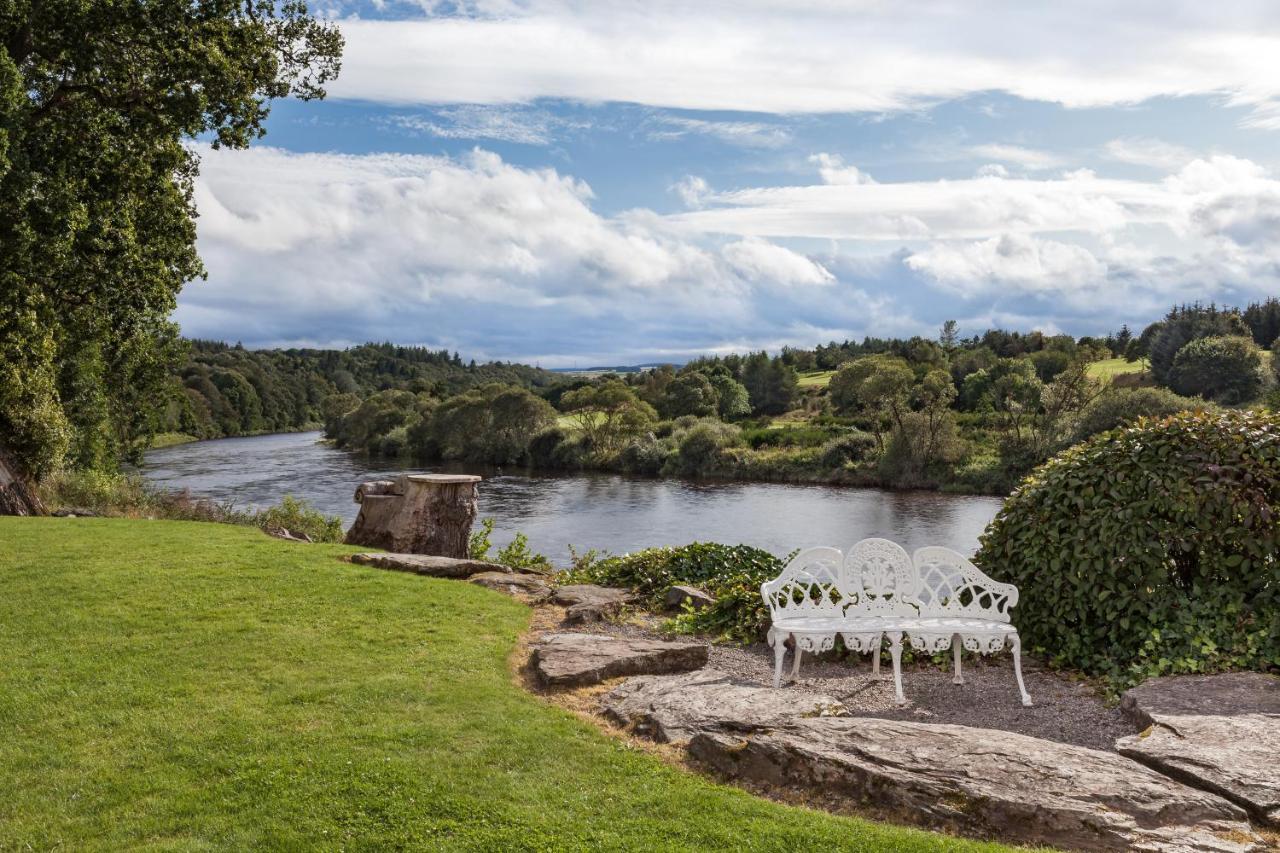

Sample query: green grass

[1086,357,1147,380]
[149,431,200,448]
[0,518,1012,852]
[797,370,836,388]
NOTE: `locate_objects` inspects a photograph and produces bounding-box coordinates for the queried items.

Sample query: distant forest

[163,341,561,440]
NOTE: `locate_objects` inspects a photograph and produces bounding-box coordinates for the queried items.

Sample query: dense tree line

[0,0,342,513]
[319,299,1279,496]
[163,341,563,441]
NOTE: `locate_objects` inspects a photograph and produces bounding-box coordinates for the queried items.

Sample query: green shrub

[253,495,344,543]
[617,435,671,475]
[975,410,1280,690]
[560,542,789,641]
[469,518,552,572]
[1071,387,1203,443]
[1166,335,1262,403]
[818,431,877,468]
[39,468,151,510]
[662,421,741,478]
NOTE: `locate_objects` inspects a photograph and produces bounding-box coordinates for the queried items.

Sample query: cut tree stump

[345,474,480,558]
[0,444,45,516]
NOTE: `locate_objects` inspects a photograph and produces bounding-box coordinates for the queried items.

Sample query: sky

[180,1,1280,366]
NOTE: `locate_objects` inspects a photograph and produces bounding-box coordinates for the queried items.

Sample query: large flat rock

[349,552,507,579]
[603,669,847,743]
[605,670,1261,852]
[530,633,708,687]
[1117,673,1280,827]
[1120,673,1280,727]
[550,584,635,623]
[468,571,553,601]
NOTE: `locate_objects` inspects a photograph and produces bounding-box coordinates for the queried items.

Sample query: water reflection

[140,431,1003,560]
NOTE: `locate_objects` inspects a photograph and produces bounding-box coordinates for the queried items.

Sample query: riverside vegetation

[244,301,1280,496]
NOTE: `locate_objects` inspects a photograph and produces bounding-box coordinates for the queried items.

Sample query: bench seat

[761,539,1031,706]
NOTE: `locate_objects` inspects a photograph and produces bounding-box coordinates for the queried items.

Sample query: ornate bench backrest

[842,538,918,617]
[910,546,1018,623]
[760,546,848,621]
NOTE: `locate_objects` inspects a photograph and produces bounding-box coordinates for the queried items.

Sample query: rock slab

[469,571,553,601]
[603,669,847,743]
[1117,673,1280,827]
[551,584,635,623]
[531,633,709,687]
[665,585,715,611]
[349,552,507,579]
[604,670,1261,852]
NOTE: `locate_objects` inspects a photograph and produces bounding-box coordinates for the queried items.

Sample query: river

[140,431,1003,560]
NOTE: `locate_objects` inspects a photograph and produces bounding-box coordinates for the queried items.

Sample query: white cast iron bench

[761,538,1032,706]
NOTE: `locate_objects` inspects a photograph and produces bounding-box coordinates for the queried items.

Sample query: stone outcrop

[603,670,1262,852]
[469,570,553,601]
[603,669,847,743]
[345,474,480,557]
[530,633,709,687]
[1119,672,1280,727]
[1117,673,1280,827]
[349,552,506,579]
[665,585,715,611]
[551,584,635,623]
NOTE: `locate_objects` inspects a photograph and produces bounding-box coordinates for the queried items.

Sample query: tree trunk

[0,444,46,516]
[346,474,480,558]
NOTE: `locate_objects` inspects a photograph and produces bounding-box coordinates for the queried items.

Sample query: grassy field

[0,518,1013,851]
[1085,357,1147,380]
[797,370,836,388]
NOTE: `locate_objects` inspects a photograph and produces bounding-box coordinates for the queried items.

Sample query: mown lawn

[797,370,836,388]
[0,518,1013,852]
[1085,357,1147,380]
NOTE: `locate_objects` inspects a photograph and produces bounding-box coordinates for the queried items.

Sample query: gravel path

[563,613,1135,752]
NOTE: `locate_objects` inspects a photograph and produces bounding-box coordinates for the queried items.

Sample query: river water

[140,431,1003,560]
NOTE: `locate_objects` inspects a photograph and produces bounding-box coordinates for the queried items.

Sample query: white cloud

[976,163,1010,178]
[383,105,576,145]
[966,144,1063,171]
[906,234,1106,293]
[181,145,853,360]
[329,4,1280,127]
[1103,136,1196,170]
[808,153,876,185]
[670,175,710,208]
[722,237,834,286]
[647,116,791,148]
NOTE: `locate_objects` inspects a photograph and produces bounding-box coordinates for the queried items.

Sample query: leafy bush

[469,518,553,572]
[617,435,671,475]
[560,542,790,641]
[741,426,834,450]
[1071,387,1202,443]
[818,431,877,468]
[1166,335,1262,403]
[976,410,1280,689]
[254,495,345,543]
[662,421,742,478]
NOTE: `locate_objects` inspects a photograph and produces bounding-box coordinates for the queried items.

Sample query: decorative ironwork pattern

[760,539,1032,706]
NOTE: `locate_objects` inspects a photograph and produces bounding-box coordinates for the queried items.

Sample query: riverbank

[0,517,1011,852]
[139,431,1003,559]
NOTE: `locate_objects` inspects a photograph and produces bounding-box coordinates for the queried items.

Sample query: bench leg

[790,646,802,682]
[888,631,906,705]
[1011,634,1032,706]
[772,633,788,689]
[951,633,964,685]
[871,632,882,677]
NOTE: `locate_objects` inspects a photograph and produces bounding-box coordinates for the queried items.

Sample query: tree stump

[345,474,480,558]
[0,444,45,516]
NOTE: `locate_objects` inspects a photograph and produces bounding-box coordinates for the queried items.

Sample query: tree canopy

[0,1,343,505]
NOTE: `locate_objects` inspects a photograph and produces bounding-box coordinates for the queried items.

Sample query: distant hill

[551,362,679,376]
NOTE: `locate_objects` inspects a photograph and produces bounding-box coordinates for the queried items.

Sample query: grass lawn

[1085,357,1146,380]
[149,432,200,449]
[0,518,1014,851]
[797,370,836,388]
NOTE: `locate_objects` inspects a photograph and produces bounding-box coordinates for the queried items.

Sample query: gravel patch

[556,612,1135,752]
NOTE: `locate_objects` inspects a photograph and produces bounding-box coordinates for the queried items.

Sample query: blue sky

[180,1,1280,366]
